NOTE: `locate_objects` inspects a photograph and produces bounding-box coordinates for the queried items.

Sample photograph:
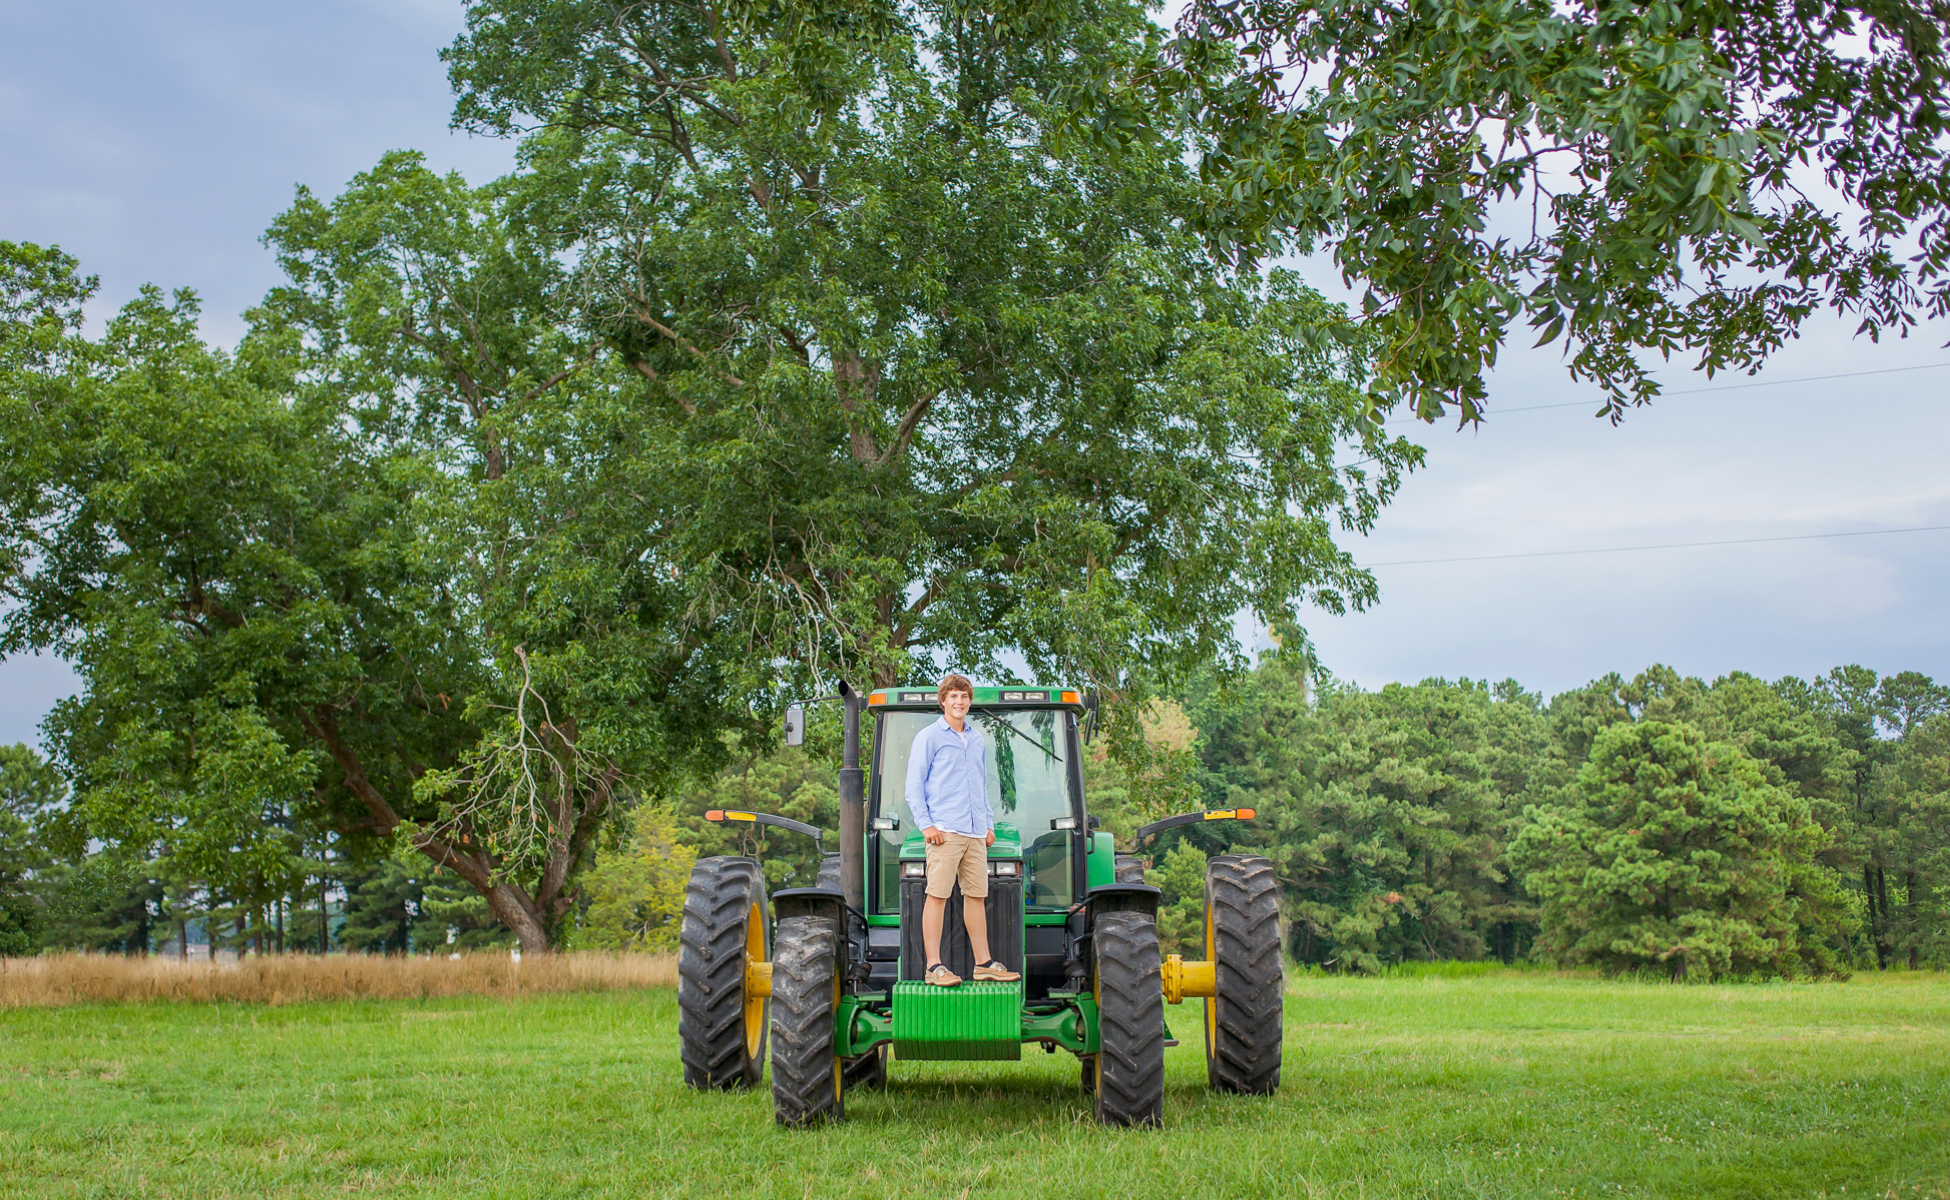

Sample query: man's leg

[923,893,948,966]
[959,837,1017,981]
[964,895,991,964]
[921,835,962,983]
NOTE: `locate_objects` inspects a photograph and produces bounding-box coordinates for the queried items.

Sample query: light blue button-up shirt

[905,716,994,837]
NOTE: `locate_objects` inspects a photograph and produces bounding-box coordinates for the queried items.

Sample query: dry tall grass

[0,950,677,1008]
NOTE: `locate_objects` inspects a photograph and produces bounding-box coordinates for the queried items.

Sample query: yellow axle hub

[1160,954,1214,1005]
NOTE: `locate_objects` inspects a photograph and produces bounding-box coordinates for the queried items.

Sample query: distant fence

[0,950,677,1008]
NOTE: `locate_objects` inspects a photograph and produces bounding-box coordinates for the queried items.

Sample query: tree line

[1116,657,1949,979]
[10,654,1943,979]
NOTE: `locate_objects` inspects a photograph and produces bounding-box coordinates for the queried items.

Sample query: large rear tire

[816,854,841,891]
[1113,855,1147,885]
[677,856,769,1089]
[1204,854,1283,1095]
[1092,911,1164,1127]
[771,914,845,1126]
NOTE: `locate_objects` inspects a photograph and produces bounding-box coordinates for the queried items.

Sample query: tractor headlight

[990,860,1020,877]
[901,861,927,878]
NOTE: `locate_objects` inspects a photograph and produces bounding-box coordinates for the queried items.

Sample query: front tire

[1092,910,1164,1127]
[1204,854,1283,1095]
[771,914,845,1126]
[677,856,769,1089]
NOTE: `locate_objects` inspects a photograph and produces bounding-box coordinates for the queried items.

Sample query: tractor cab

[675,681,1284,1129]
[861,687,1098,995]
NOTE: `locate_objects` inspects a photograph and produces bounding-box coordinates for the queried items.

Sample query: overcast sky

[3,0,1946,749]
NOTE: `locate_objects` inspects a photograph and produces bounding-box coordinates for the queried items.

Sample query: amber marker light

[1238,808,1256,820]
[869,692,887,705]
[1060,690,1081,704]
[705,810,723,821]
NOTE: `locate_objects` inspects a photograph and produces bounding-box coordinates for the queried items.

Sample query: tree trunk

[471,879,551,954]
[1862,864,1882,968]
[1905,871,1919,970]
[1875,867,1894,969]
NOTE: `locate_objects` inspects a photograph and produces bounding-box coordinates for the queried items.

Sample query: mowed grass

[2,973,1946,1199]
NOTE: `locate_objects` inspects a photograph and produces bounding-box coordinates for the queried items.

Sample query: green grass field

[3,972,1946,1199]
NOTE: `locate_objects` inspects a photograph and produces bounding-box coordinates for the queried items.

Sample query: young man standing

[905,674,1021,987]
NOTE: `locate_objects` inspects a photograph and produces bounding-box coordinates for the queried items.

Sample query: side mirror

[783,703,806,747]
[1082,689,1099,743]
[1087,814,1102,830]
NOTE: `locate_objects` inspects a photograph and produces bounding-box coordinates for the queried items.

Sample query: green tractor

[676,683,1282,1127]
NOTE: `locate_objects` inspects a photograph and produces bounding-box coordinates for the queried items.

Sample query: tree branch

[630,301,747,387]
[299,707,402,836]
[877,389,939,467]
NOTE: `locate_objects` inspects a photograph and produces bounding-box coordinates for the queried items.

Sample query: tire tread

[677,856,767,1090]
[1093,910,1164,1127]
[771,914,844,1126]
[1204,853,1282,1095]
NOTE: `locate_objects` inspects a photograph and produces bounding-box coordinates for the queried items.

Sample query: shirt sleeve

[905,726,935,830]
[980,733,996,831]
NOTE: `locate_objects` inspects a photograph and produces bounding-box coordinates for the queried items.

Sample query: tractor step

[891,980,1024,1061]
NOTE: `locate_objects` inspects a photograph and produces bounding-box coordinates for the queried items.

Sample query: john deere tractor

[676,684,1282,1127]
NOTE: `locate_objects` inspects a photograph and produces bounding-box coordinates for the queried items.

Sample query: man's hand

[985,829,995,847]
[924,826,945,846]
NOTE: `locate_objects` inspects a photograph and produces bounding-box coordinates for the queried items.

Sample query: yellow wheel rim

[742,902,766,1060]
[1204,902,1217,1054]
[833,969,844,1106]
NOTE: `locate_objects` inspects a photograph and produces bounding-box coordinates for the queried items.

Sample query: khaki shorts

[924,832,989,899]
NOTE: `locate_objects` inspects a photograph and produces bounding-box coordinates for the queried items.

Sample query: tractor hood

[898,821,1022,860]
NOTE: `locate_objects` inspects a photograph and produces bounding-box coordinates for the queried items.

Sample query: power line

[1366,523,1950,568]
[1388,361,1950,424]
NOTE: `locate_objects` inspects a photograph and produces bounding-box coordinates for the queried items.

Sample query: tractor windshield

[872,707,1076,913]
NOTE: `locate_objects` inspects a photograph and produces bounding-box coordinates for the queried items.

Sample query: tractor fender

[1066,884,1162,949]
[1064,884,1164,996]
[771,887,846,925]
[1081,883,1161,923]
[770,887,860,990]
